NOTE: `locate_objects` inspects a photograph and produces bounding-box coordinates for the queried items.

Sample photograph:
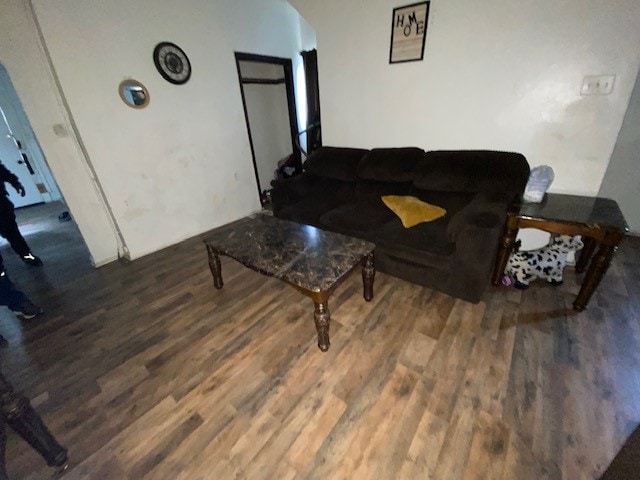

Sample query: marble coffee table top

[203,214,375,293]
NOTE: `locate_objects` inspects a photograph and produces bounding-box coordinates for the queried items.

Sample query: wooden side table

[492,193,628,311]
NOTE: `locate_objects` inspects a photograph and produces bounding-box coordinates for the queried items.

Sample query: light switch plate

[581,75,616,95]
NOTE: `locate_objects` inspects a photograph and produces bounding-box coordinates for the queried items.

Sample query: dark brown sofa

[271,147,530,303]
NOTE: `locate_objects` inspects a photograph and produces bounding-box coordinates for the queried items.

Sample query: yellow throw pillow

[381,195,447,228]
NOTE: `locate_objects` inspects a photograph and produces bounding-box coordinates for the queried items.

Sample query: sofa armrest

[443,192,516,302]
[447,200,508,242]
[270,173,317,215]
[445,220,504,302]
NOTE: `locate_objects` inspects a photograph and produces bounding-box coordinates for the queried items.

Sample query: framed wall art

[389,1,430,64]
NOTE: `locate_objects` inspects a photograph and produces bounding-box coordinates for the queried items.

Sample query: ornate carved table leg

[313,301,331,352]
[492,223,519,285]
[575,236,597,274]
[0,372,68,471]
[362,252,375,302]
[573,244,617,311]
[206,245,224,289]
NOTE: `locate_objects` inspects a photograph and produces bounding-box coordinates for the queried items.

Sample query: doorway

[0,106,44,207]
[0,64,61,209]
[0,63,90,270]
[235,53,301,206]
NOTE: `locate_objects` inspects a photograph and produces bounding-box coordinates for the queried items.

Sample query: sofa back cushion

[357,147,425,183]
[412,190,475,218]
[413,151,530,193]
[356,180,413,205]
[303,175,356,201]
[303,147,369,181]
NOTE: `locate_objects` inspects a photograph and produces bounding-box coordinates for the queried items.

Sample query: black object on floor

[599,424,640,479]
[58,211,71,222]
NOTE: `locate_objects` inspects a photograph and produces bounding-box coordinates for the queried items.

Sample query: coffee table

[203,215,375,351]
[492,193,628,311]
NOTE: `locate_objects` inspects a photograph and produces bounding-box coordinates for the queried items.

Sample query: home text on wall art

[389,1,430,64]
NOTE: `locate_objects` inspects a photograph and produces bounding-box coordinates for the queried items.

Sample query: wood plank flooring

[1,203,639,479]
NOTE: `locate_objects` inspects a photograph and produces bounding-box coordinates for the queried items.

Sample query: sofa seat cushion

[375,217,455,270]
[279,195,347,227]
[356,181,413,205]
[320,201,395,239]
[303,147,369,181]
[381,195,447,228]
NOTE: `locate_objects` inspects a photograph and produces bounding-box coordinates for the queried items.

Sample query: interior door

[0,107,43,207]
[235,53,302,206]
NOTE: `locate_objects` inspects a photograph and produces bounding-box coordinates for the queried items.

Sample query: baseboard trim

[92,255,119,268]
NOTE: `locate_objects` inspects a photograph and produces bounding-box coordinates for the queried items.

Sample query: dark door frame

[234,52,302,205]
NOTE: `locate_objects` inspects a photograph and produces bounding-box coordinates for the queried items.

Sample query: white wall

[299,14,317,52]
[245,84,293,190]
[290,0,640,197]
[245,83,292,191]
[0,0,119,266]
[599,67,640,233]
[31,0,309,260]
[240,63,293,193]
[295,15,318,155]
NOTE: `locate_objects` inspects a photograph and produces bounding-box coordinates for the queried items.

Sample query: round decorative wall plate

[153,42,191,85]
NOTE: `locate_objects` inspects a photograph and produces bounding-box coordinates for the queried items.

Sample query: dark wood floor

[1,203,639,479]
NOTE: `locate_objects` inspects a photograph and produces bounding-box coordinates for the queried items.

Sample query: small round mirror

[118,79,150,109]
